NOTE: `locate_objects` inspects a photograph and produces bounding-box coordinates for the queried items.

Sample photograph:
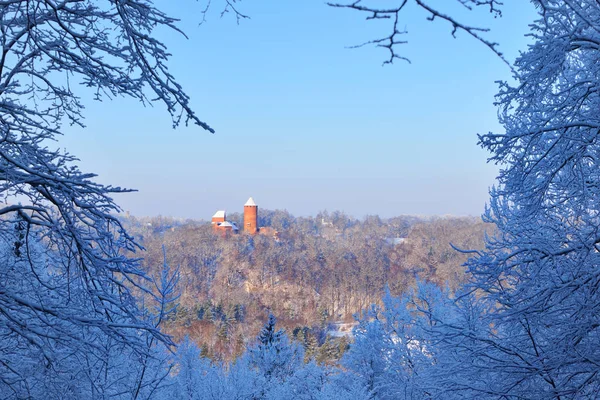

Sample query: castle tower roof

[212,210,226,219]
[244,197,257,207]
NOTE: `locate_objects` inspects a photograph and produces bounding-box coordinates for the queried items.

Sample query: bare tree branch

[329,0,512,70]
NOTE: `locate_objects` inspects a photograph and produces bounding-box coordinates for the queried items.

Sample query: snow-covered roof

[212,210,226,219]
[244,197,257,207]
[219,221,239,230]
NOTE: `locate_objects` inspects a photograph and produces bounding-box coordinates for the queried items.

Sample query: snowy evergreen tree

[249,314,304,384]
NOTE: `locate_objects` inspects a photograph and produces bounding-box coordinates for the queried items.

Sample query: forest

[124,212,490,363]
[2,0,600,399]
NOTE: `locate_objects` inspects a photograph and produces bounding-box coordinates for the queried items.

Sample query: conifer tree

[249,314,304,383]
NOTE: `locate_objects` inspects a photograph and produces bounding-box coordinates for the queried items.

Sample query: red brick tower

[243,197,258,234]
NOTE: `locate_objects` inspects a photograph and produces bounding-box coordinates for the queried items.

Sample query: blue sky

[60,1,537,219]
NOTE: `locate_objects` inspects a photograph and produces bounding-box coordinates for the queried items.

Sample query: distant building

[211,197,257,236]
[211,210,239,235]
[243,197,258,234]
[211,197,279,239]
[218,221,238,235]
[212,210,226,231]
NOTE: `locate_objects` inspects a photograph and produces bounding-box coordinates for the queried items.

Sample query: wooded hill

[123,211,491,363]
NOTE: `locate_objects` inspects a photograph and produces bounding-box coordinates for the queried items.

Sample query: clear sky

[60,0,537,219]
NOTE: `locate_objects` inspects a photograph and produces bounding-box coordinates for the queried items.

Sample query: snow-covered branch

[328,0,510,67]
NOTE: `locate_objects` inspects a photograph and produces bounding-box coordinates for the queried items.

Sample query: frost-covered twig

[328,0,511,69]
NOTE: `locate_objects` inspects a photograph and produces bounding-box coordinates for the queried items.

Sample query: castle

[212,197,258,235]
